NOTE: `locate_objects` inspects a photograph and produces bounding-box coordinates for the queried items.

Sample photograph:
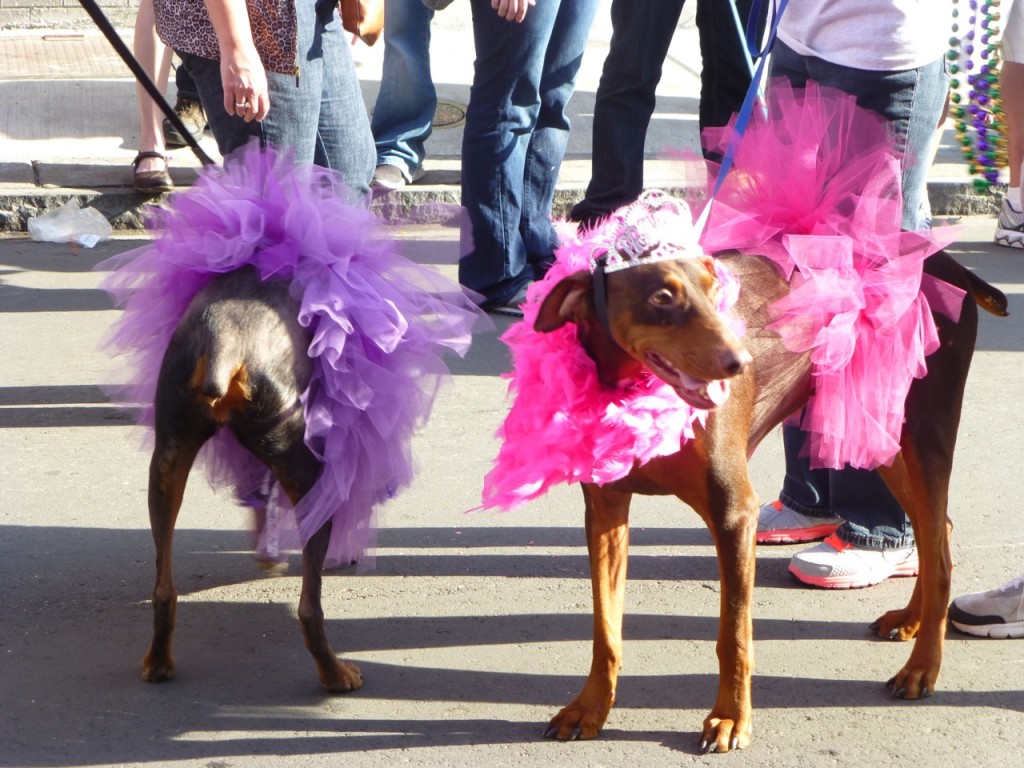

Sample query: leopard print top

[154,0,298,76]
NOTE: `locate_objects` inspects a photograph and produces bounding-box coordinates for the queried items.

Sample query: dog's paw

[543,692,613,741]
[885,657,939,700]
[141,652,174,684]
[700,715,750,753]
[320,659,363,693]
[869,607,920,641]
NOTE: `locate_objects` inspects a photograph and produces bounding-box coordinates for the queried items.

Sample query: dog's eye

[649,288,674,307]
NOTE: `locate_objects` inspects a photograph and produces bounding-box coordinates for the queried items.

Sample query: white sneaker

[994,198,1024,248]
[949,574,1024,638]
[788,533,918,589]
[756,499,842,544]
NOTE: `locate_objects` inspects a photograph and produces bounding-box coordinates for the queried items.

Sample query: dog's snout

[720,347,752,376]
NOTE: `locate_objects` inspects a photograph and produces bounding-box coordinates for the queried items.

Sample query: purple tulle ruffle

[99,145,483,567]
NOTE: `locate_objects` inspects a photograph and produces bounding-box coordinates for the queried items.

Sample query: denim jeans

[769,41,951,550]
[458,0,600,307]
[770,41,951,230]
[178,0,375,204]
[370,0,435,179]
[570,0,762,224]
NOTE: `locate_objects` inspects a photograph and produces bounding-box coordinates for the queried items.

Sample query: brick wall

[0,0,139,31]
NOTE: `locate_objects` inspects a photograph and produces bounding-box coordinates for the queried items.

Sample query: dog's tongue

[705,378,730,407]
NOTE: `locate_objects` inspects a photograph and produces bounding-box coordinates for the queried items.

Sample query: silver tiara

[589,190,702,273]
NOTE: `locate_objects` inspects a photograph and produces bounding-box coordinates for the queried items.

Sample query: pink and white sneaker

[788,533,918,589]
[756,500,842,544]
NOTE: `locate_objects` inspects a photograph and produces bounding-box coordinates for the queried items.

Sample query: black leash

[77,0,216,166]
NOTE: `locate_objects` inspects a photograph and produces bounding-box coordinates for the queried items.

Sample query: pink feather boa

[481,216,743,511]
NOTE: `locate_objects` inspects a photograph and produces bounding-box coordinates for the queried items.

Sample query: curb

[0,178,1001,234]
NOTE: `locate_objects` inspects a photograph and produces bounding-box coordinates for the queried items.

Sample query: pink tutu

[702,81,961,470]
[482,205,744,511]
[99,145,484,567]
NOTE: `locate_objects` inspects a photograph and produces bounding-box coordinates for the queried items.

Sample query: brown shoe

[132,151,174,194]
[163,96,207,148]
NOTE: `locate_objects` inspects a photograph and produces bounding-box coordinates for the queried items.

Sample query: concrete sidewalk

[2,215,1023,767]
[0,3,1000,232]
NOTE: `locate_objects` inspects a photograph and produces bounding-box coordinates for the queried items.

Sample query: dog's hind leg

[245,426,363,694]
[143,410,214,683]
[874,300,978,699]
[545,483,632,740]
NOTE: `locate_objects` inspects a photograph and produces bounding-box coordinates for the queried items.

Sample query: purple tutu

[99,145,484,567]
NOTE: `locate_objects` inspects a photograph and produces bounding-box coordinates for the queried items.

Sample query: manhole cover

[433,100,466,128]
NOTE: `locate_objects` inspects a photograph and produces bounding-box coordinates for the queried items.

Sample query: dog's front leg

[695,475,757,752]
[297,521,363,693]
[545,483,631,740]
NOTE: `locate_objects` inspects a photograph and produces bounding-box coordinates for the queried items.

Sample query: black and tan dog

[142,266,363,693]
[534,247,1006,751]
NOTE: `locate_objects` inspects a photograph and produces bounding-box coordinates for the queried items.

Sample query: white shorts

[1004,0,1024,63]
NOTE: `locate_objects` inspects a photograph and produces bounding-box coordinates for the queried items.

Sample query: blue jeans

[570,0,762,224]
[769,41,951,550]
[458,0,600,307]
[370,0,435,179]
[178,0,375,204]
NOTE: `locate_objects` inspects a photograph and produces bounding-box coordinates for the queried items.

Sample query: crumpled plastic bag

[27,200,113,248]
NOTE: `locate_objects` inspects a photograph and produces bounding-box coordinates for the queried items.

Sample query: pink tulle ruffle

[702,81,960,470]
[99,144,483,567]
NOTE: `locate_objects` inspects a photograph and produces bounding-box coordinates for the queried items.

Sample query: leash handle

[77,0,217,167]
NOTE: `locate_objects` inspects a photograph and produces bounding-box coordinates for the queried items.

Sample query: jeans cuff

[778,492,836,520]
[833,525,915,551]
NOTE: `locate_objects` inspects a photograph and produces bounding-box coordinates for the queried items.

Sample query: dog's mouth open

[644,351,730,411]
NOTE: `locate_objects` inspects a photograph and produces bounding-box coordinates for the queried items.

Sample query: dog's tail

[966,270,1010,317]
[190,342,252,423]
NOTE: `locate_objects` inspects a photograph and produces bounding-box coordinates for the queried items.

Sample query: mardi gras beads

[949,0,1008,191]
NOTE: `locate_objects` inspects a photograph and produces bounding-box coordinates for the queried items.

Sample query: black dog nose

[720,348,752,376]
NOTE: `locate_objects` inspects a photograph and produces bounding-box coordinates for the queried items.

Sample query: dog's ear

[535,271,592,333]
[697,255,721,304]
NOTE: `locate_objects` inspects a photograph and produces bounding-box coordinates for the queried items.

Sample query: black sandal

[132,151,174,194]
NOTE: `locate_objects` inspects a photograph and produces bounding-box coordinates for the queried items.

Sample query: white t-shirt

[777,0,951,71]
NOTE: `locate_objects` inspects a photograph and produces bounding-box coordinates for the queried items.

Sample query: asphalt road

[1,219,1023,767]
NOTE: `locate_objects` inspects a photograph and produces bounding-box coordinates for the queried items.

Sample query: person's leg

[521,0,601,277]
[182,1,373,202]
[995,1,1024,244]
[695,0,761,136]
[370,0,436,183]
[568,0,687,226]
[132,0,173,186]
[312,0,375,201]
[164,56,207,148]
[796,54,949,231]
[762,43,938,558]
[458,0,561,307]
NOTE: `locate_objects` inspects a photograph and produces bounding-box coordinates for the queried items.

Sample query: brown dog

[534,249,1007,751]
[142,266,363,693]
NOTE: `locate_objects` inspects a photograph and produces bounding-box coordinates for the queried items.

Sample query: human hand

[491,0,535,23]
[219,47,270,122]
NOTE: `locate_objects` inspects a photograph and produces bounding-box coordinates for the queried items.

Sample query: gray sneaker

[372,163,426,191]
[949,574,1024,638]
[994,199,1024,249]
